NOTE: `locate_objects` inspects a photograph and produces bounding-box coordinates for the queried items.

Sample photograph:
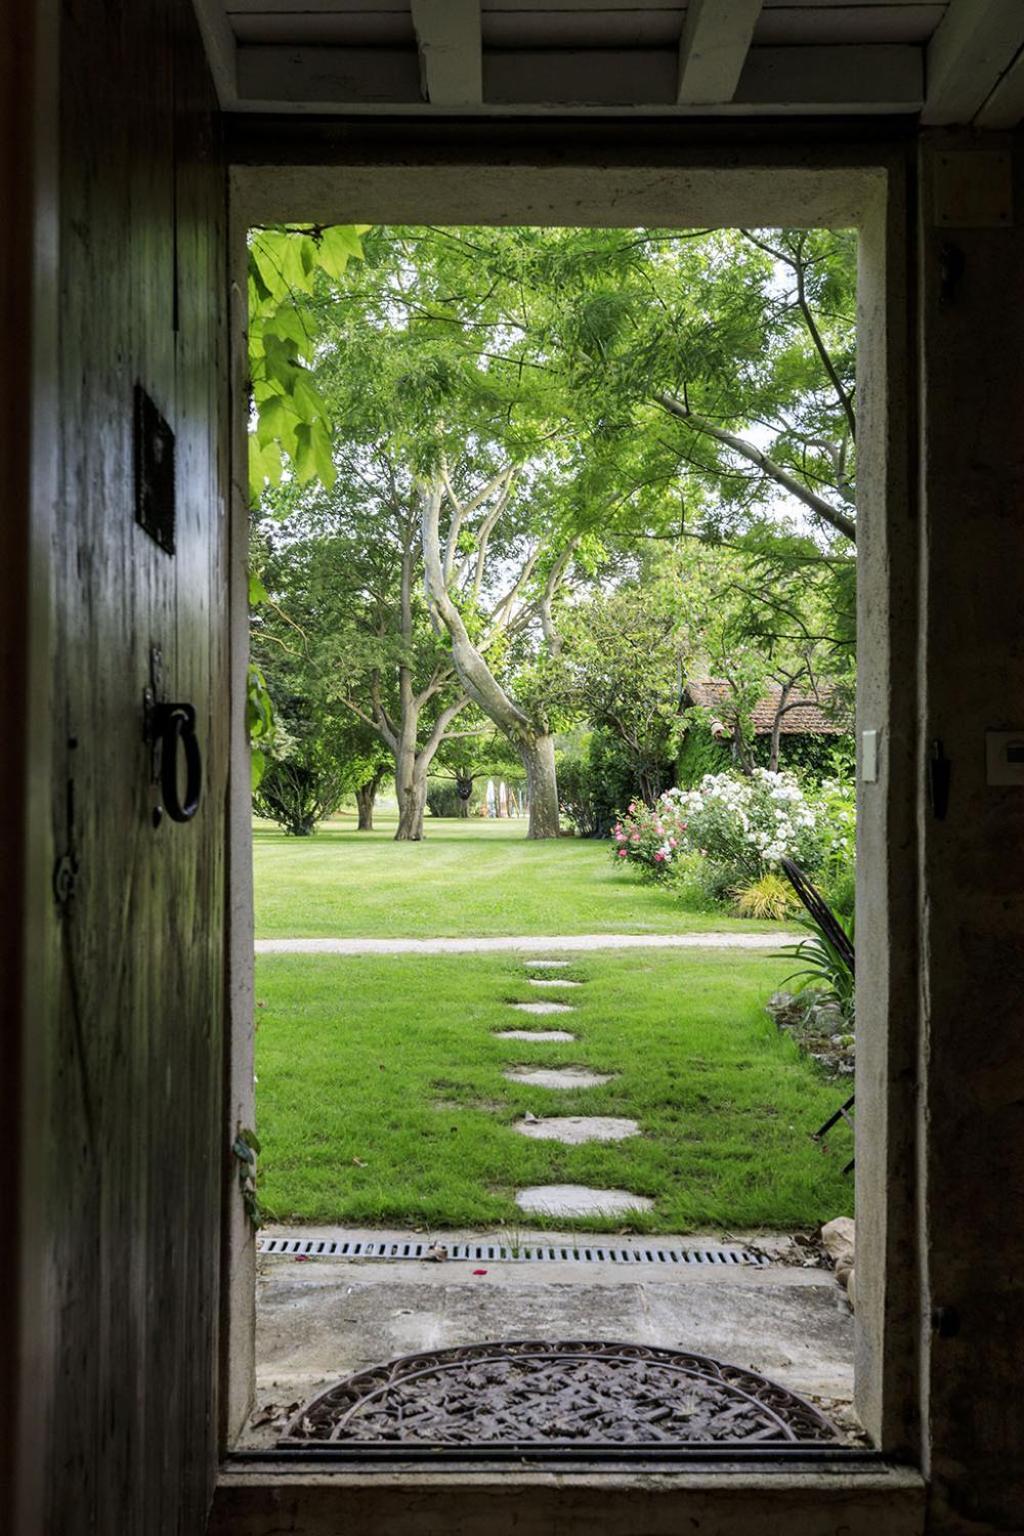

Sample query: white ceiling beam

[235,43,922,115]
[677,0,764,105]
[190,0,239,107]
[410,0,482,107]
[922,0,1024,126]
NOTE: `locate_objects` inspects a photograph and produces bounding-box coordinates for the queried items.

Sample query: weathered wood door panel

[47,0,230,1529]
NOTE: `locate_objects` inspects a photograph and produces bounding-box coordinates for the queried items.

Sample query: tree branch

[654,391,857,544]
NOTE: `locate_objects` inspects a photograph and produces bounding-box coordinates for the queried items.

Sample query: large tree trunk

[521,733,560,839]
[395,774,427,840]
[355,772,381,831]
[393,739,427,841]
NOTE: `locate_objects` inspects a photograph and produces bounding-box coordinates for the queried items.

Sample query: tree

[558,563,688,805]
[306,228,596,837]
[253,454,482,842]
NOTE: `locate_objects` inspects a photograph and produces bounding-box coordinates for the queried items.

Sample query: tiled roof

[684,679,849,736]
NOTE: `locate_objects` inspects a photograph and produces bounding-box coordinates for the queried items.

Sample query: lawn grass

[253,815,777,939]
[255,949,853,1232]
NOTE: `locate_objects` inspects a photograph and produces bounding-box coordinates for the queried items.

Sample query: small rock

[821,1216,855,1274]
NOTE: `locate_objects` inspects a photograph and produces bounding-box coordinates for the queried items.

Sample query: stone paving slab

[494,1029,576,1042]
[528,977,582,987]
[511,1000,575,1015]
[255,932,798,955]
[516,1184,655,1219]
[504,1067,616,1089]
[515,1116,640,1144]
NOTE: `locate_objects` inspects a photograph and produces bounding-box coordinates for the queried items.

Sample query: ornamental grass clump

[613,769,828,904]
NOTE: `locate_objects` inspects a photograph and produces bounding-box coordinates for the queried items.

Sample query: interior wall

[28,0,231,1528]
[916,131,1024,1535]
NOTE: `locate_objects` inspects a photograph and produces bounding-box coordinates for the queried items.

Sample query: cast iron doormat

[280,1341,838,1447]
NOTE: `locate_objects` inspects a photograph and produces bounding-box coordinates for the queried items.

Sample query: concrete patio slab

[245,1242,856,1449]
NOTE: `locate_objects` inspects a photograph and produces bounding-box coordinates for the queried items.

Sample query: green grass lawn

[254,814,776,939]
[255,949,852,1232]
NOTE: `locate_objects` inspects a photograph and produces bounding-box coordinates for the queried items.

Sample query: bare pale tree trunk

[520,733,560,839]
[421,481,562,839]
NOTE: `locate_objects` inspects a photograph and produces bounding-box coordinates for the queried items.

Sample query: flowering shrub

[613,769,829,902]
[810,773,856,916]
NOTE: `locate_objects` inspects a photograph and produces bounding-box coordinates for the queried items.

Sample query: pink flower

[654,824,664,836]
[654,851,665,863]
[669,837,677,848]
[615,831,625,842]
[617,848,627,858]
[630,833,641,844]
[628,802,637,814]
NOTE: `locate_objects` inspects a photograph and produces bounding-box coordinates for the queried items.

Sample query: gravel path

[255,932,796,955]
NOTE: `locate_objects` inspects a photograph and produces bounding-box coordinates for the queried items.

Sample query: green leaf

[310,417,336,488]
[248,572,269,606]
[317,224,365,280]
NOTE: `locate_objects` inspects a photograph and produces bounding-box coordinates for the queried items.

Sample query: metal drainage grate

[257,1236,770,1267]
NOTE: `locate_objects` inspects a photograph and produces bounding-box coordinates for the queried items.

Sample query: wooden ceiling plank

[677,0,765,104]
[974,45,1024,129]
[411,0,483,105]
[922,0,1024,125]
[235,40,922,112]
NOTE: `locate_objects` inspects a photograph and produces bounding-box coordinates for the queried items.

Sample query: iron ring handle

[156,702,202,823]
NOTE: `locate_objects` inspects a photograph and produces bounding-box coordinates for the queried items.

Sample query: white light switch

[986,731,1024,785]
[861,730,879,783]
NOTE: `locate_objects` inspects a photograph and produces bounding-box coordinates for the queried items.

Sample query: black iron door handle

[156,702,202,822]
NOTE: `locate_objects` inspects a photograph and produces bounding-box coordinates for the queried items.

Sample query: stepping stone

[515,1116,639,1145]
[515,1184,655,1219]
[504,1067,615,1090]
[494,1030,577,1042]
[511,1001,574,1015]
[524,959,570,969]
[528,978,582,988]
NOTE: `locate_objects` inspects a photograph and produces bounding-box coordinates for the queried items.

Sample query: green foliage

[248,224,368,500]
[730,872,797,922]
[557,730,647,838]
[676,729,729,788]
[426,780,479,818]
[246,662,275,789]
[253,753,349,837]
[775,910,855,1022]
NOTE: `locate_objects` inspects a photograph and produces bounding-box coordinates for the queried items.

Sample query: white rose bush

[613,769,830,903]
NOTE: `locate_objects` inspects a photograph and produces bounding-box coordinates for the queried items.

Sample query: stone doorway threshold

[243,1226,859,1450]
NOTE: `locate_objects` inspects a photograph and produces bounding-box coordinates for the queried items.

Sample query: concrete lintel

[210,1464,926,1536]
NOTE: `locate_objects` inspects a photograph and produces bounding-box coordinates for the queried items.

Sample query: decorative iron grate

[281,1341,839,1447]
[257,1235,770,1267]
